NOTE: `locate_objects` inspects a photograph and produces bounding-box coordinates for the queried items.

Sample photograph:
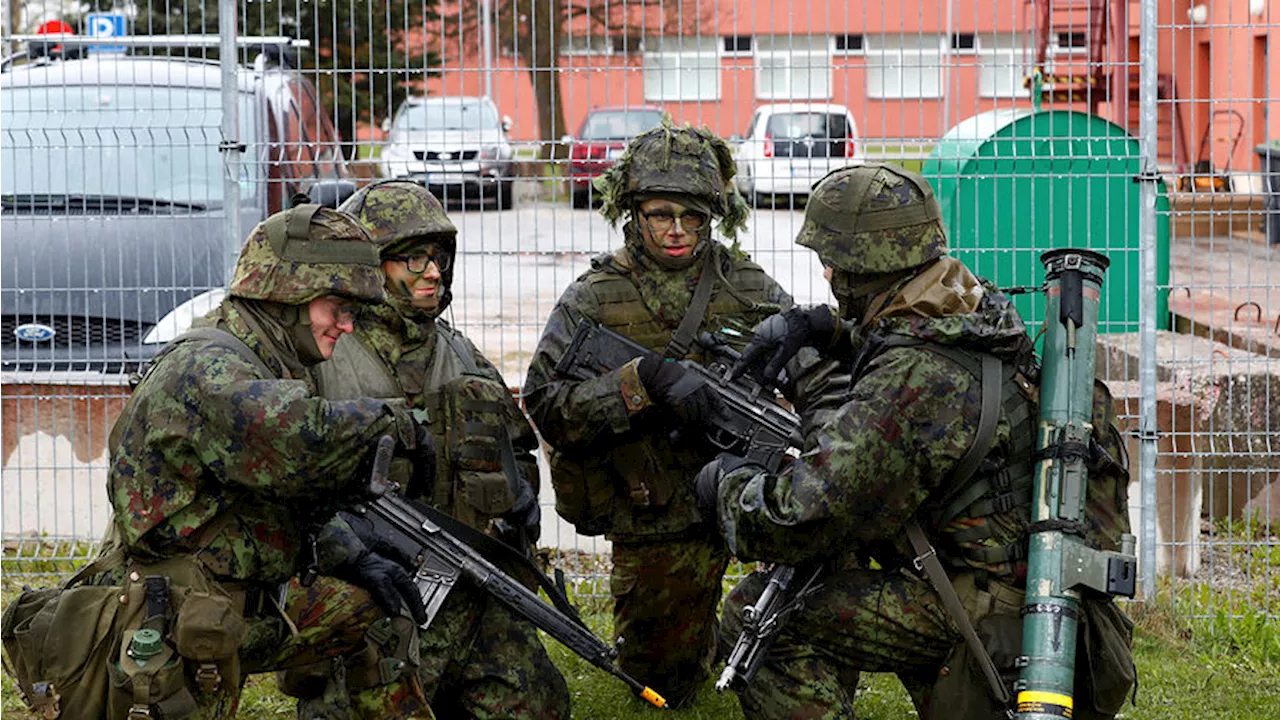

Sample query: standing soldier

[703,163,1135,719]
[0,204,435,720]
[279,180,568,720]
[522,119,791,708]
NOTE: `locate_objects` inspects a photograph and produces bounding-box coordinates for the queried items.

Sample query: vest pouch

[455,470,516,528]
[439,375,520,524]
[107,634,196,720]
[549,448,613,536]
[1076,595,1136,719]
[172,591,248,662]
[613,440,675,509]
[1,584,128,720]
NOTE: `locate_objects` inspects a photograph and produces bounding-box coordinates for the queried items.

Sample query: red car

[565,106,664,208]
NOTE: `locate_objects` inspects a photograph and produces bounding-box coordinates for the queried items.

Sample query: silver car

[379,96,516,209]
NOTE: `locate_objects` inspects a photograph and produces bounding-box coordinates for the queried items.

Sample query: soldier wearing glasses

[280,181,567,720]
[523,119,792,707]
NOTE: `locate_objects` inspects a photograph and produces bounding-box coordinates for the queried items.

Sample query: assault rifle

[353,436,668,708]
[554,320,823,694]
[555,321,799,468]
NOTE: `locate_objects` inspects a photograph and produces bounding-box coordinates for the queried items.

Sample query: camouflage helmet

[595,115,750,238]
[797,162,949,274]
[338,180,457,256]
[229,204,384,305]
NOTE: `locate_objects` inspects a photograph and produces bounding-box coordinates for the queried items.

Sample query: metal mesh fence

[2,0,1276,620]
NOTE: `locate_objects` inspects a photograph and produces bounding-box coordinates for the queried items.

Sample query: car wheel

[497,180,515,210]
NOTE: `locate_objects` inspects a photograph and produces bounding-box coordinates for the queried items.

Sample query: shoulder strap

[906,521,1011,708]
[664,252,718,359]
[435,322,481,375]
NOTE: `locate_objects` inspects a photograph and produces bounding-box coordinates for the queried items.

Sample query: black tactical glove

[730,305,839,387]
[495,474,542,553]
[332,549,428,625]
[636,355,721,427]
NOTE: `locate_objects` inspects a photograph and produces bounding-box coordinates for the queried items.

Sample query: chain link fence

[2,0,1276,620]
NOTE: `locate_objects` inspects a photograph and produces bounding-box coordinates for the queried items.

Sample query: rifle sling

[663,252,717,360]
[412,497,587,626]
[906,522,1010,706]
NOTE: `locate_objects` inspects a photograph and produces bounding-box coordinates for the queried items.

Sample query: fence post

[1137,0,1160,603]
[219,0,242,282]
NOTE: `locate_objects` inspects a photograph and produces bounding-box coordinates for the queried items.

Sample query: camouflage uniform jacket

[717,273,1038,571]
[314,303,539,526]
[107,300,412,584]
[524,236,791,540]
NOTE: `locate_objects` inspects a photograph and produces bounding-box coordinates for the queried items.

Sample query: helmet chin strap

[281,303,328,366]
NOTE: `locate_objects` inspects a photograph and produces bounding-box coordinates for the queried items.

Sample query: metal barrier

[1,0,1276,625]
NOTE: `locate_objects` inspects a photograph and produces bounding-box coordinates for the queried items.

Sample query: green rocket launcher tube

[1016,250,1136,720]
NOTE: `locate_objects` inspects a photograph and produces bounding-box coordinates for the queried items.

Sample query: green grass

[4,571,1278,719]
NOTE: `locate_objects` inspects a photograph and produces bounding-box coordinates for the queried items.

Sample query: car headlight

[143,288,227,344]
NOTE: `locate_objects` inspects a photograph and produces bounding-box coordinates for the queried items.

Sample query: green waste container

[922,109,1170,333]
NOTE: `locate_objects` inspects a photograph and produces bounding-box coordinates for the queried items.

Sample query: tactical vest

[587,245,781,353]
[569,244,785,541]
[315,322,523,529]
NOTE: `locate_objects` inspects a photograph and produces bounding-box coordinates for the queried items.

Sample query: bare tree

[445,0,706,161]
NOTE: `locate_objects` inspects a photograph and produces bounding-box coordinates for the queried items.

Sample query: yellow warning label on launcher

[1015,690,1074,718]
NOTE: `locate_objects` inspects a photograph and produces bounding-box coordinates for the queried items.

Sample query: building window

[723,35,752,56]
[833,34,863,55]
[643,37,720,101]
[560,34,612,56]
[755,35,831,100]
[865,34,944,99]
[978,33,1031,98]
[951,33,977,53]
[1056,31,1088,51]
[611,34,643,55]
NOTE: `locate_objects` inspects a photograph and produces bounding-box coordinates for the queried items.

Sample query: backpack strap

[435,321,481,375]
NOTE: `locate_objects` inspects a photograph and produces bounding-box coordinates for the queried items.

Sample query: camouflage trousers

[281,576,569,720]
[411,579,570,719]
[720,567,1023,720]
[610,535,730,708]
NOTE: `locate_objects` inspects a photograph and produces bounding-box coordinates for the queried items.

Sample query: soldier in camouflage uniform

[93,204,433,719]
[702,163,1133,719]
[522,119,792,708]
[277,180,569,719]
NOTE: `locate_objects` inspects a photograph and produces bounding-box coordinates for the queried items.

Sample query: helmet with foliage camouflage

[229,204,384,305]
[595,115,750,238]
[797,163,948,274]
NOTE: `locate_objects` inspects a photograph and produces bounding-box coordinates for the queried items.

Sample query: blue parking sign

[86,12,127,54]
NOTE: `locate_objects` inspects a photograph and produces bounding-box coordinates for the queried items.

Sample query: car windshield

[398,101,499,131]
[580,110,663,140]
[1,85,256,208]
[766,112,850,140]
